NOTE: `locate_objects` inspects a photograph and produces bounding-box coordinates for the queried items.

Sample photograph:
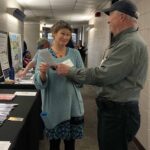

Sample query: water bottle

[9,67,15,80]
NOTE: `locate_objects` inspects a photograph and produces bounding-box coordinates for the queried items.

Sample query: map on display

[9,32,22,71]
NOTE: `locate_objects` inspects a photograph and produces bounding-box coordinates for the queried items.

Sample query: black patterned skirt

[45,116,84,140]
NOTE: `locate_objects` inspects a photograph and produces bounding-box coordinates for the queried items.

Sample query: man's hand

[56,64,71,76]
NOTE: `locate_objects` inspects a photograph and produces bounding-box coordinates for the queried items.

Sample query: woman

[18,38,50,78]
[34,20,84,150]
[23,50,32,68]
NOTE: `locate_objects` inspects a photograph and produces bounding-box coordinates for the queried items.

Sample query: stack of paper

[0,141,11,150]
[0,94,16,101]
[0,103,18,126]
[15,91,36,96]
[17,80,34,84]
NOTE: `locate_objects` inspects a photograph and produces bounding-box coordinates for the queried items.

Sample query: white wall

[24,22,40,57]
[86,5,110,120]
[87,11,110,68]
[0,0,24,40]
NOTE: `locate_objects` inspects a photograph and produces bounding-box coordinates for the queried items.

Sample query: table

[0,83,35,89]
[0,89,43,150]
[0,71,35,89]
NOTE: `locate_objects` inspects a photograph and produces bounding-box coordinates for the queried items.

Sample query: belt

[96,97,138,109]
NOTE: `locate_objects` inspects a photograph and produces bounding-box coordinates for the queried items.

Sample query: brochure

[0,94,16,101]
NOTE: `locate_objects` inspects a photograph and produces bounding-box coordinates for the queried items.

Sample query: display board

[0,32,10,79]
[0,63,5,82]
[0,32,9,70]
[9,32,22,71]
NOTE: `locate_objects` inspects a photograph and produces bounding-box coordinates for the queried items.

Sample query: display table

[0,71,35,89]
[0,83,35,89]
[0,89,42,150]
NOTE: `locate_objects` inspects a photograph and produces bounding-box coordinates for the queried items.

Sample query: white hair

[117,11,138,23]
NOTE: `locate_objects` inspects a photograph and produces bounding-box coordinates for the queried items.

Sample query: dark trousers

[96,98,140,150]
[49,139,75,150]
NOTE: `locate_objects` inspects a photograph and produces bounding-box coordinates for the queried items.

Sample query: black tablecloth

[0,89,43,150]
[0,83,35,89]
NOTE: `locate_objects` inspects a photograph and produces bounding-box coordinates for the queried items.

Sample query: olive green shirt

[67,28,148,102]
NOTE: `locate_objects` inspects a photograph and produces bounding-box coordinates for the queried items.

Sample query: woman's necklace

[55,51,65,58]
[52,47,67,58]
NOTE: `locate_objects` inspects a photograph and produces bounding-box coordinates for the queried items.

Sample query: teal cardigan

[34,48,84,129]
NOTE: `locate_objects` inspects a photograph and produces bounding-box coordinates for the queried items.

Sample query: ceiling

[16,0,111,25]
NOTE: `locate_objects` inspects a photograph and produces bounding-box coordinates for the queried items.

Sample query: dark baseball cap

[102,0,139,19]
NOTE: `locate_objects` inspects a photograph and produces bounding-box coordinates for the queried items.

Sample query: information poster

[0,63,5,82]
[9,32,22,71]
[0,32,9,70]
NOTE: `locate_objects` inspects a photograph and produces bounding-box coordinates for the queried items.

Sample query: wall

[0,0,23,36]
[0,0,24,71]
[24,22,40,57]
[87,12,110,68]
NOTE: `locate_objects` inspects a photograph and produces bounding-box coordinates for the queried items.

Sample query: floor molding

[133,138,146,150]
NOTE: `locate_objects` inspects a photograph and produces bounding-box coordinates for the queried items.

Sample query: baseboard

[133,137,146,150]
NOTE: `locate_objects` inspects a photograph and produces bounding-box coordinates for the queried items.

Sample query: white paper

[0,103,18,107]
[0,141,11,150]
[0,107,12,111]
[38,48,52,63]
[30,75,34,80]
[18,80,34,84]
[61,59,74,67]
[15,91,37,96]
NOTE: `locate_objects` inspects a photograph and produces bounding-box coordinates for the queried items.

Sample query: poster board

[9,32,22,71]
[0,32,9,71]
[0,32,10,79]
[0,63,5,82]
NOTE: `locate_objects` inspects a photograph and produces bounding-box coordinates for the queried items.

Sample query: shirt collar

[112,27,138,43]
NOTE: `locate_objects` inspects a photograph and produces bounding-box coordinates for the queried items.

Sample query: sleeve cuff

[38,73,48,87]
[67,67,77,78]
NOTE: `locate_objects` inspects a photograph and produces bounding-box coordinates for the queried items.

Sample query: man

[55,1,148,150]
[78,40,86,63]
[18,38,50,78]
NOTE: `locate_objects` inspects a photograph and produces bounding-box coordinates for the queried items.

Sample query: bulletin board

[0,63,5,82]
[9,32,22,71]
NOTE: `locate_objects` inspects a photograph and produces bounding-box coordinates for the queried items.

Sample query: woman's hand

[56,64,71,76]
[17,69,27,78]
[39,62,49,82]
